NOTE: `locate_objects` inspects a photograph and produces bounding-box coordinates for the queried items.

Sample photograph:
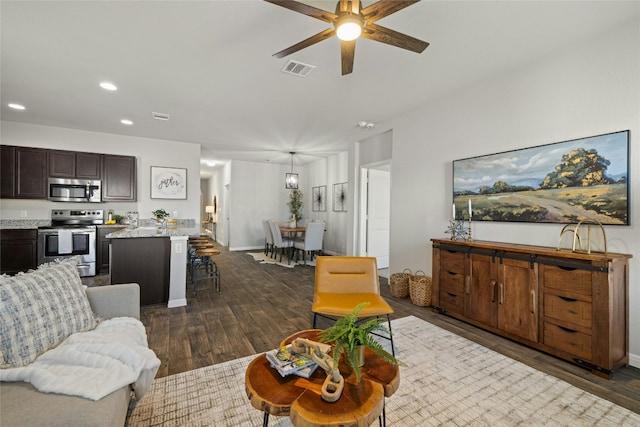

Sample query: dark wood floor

[134,245,640,414]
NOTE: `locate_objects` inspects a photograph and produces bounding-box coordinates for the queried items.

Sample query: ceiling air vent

[281,60,315,78]
[152,112,170,121]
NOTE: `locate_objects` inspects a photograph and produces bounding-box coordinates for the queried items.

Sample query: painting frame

[150,166,187,200]
[452,130,630,225]
[312,185,326,212]
[333,182,348,212]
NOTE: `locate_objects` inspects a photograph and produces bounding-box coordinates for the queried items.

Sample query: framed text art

[333,182,347,212]
[312,185,326,212]
[452,130,629,225]
[151,166,187,199]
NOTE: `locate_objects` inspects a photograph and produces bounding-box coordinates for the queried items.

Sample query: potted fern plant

[319,302,403,383]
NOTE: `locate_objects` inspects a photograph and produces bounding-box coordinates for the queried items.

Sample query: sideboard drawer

[440,250,466,273]
[543,322,592,361]
[439,289,464,315]
[542,264,592,296]
[543,294,592,330]
[439,270,465,294]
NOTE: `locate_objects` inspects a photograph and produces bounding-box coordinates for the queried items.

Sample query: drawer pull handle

[446,292,457,297]
[465,276,470,294]
[499,283,504,304]
[558,266,578,271]
[491,280,496,302]
[557,325,577,333]
[558,296,578,302]
[446,270,458,276]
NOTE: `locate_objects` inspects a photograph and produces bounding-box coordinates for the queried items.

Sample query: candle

[468,198,472,217]
[452,203,456,220]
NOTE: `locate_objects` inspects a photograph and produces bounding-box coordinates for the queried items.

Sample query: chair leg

[312,313,318,328]
[386,314,395,357]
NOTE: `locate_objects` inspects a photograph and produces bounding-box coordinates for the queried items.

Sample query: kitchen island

[106,225,210,307]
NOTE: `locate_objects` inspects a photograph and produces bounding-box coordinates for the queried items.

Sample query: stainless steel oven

[37,209,103,277]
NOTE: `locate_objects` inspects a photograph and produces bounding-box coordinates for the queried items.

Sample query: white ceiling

[2,1,638,177]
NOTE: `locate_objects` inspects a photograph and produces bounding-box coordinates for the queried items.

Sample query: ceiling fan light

[336,17,362,41]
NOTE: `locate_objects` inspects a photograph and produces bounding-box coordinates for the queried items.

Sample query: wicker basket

[389,269,412,298]
[409,270,433,307]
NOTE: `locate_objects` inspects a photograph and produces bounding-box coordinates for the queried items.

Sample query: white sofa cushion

[0,257,97,368]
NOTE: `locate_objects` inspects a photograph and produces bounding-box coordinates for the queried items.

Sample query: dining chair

[262,220,274,256]
[269,220,294,264]
[311,256,395,355]
[293,221,324,265]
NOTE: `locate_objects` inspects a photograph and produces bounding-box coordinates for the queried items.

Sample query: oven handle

[85,183,90,201]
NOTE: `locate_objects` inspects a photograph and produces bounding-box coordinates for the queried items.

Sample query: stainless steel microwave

[48,178,101,203]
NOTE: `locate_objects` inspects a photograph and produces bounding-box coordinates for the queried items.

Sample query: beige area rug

[126,316,640,426]
[247,252,316,268]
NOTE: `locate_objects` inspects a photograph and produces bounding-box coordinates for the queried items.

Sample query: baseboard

[229,246,263,252]
[629,352,640,368]
[167,298,187,308]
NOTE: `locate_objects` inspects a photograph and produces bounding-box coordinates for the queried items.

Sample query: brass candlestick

[466,211,473,241]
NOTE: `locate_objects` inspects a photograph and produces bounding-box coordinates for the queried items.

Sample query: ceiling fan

[264,0,429,75]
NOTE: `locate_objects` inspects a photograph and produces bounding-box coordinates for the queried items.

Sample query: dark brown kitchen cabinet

[48,150,101,179]
[110,237,170,305]
[97,226,126,274]
[0,229,37,275]
[102,155,136,201]
[432,239,631,378]
[0,146,47,199]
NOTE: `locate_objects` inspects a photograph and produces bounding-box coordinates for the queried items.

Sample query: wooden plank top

[431,238,632,262]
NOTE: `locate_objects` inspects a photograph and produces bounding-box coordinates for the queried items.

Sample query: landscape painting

[453,130,629,225]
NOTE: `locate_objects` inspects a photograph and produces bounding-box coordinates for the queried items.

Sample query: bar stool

[192,247,221,294]
[187,239,214,280]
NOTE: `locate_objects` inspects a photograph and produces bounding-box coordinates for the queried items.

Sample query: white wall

[0,122,201,222]
[389,19,640,366]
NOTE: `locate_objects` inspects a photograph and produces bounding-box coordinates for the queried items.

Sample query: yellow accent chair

[312,256,395,355]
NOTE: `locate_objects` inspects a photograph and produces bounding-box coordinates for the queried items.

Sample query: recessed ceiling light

[120,119,133,125]
[8,103,26,110]
[100,82,117,91]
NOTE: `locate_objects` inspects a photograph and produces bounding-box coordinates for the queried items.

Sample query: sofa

[0,257,159,427]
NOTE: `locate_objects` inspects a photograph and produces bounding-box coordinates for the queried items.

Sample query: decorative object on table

[285,151,298,189]
[333,182,347,212]
[152,209,170,228]
[445,219,468,241]
[265,344,319,379]
[312,185,326,211]
[291,338,344,402]
[557,219,608,255]
[409,270,432,307]
[389,269,412,298]
[453,130,629,225]
[150,166,187,199]
[319,302,402,384]
[287,188,303,224]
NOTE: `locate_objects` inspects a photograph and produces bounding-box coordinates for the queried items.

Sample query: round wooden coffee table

[245,329,399,427]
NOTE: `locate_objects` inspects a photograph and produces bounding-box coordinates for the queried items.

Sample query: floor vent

[281,60,315,78]
[152,112,170,121]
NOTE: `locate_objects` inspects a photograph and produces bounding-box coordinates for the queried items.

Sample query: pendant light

[285,151,298,189]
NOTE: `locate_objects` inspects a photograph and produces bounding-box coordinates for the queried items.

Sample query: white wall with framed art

[151,166,187,199]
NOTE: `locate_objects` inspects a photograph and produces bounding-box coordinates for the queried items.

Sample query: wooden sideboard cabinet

[431,239,631,378]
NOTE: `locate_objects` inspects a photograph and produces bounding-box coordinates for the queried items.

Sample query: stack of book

[265,343,330,379]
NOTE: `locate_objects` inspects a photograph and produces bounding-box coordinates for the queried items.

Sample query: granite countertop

[106,226,210,239]
[0,220,50,230]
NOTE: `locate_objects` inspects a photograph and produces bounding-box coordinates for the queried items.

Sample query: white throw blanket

[0,317,160,401]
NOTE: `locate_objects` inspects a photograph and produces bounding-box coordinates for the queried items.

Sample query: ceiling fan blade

[362,0,421,24]
[264,0,338,23]
[340,40,356,75]
[362,23,428,53]
[273,28,336,58]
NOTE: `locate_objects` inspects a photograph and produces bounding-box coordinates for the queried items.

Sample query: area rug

[126,316,640,426]
[247,252,316,268]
